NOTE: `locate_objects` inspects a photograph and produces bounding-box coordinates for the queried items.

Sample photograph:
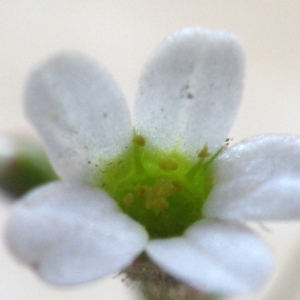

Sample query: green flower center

[98,133,220,238]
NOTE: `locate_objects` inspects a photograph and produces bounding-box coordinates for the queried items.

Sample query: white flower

[5,27,300,296]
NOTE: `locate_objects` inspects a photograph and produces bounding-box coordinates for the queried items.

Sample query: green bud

[0,135,58,198]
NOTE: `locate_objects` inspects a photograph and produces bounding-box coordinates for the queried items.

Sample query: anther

[158,158,179,171]
[198,144,210,158]
[133,135,146,147]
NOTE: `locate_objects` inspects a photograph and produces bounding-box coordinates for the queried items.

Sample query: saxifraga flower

[5,27,300,297]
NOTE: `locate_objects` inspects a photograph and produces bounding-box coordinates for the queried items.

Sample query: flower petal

[25,52,132,182]
[5,182,148,285]
[204,135,300,220]
[134,27,244,157]
[146,220,271,295]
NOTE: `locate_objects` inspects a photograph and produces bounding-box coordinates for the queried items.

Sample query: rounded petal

[5,182,148,285]
[146,220,271,295]
[25,52,132,182]
[134,27,244,157]
[204,135,300,220]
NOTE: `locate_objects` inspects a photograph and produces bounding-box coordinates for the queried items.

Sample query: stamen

[186,145,221,181]
[133,135,146,146]
[135,178,182,215]
[197,144,210,158]
[186,158,206,181]
[133,135,146,174]
[158,158,179,171]
[186,144,210,181]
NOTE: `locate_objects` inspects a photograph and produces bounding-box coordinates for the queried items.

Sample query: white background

[0,1,300,299]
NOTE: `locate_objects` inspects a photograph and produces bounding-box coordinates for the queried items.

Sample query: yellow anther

[198,144,210,158]
[158,158,179,171]
[133,135,146,147]
[135,177,182,214]
[123,193,134,207]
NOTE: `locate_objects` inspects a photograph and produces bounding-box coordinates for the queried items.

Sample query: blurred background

[0,1,300,299]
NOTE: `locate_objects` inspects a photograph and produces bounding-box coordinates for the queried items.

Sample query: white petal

[25,52,132,182]
[6,182,148,285]
[134,27,244,157]
[146,220,271,295]
[204,135,300,220]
